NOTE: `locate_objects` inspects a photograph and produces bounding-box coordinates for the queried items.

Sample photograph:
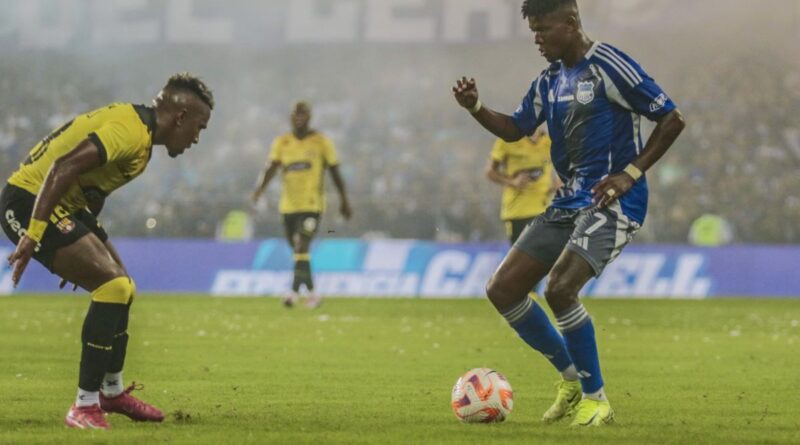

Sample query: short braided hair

[164,72,214,110]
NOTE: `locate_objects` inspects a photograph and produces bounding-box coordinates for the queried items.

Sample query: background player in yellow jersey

[485,127,558,244]
[2,73,213,429]
[251,101,352,309]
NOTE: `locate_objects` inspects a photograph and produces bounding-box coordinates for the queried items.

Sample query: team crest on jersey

[56,217,75,234]
[649,93,668,112]
[576,81,595,104]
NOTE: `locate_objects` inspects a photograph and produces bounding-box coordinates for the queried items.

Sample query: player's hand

[340,200,353,220]
[7,235,37,288]
[511,173,531,190]
[452,77,479,109]
[59,278,78,291]
[591,172,636,208]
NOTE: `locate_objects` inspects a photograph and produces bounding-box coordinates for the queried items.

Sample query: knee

[91,276,135,305]
[486,274,514,308]
[544,276,579,311]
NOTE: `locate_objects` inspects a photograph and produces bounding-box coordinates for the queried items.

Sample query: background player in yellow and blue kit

[251,101,352,309]
[2,73,213,429]
[485,126,558,244]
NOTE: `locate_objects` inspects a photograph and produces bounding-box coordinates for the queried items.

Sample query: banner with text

[0,239,797,298]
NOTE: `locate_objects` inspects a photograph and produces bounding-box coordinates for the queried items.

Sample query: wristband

[623,163,643,181]
[26,218,47,243]
[468,100,482,114]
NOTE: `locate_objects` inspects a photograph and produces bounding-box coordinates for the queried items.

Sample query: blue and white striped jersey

[511,42,676,224]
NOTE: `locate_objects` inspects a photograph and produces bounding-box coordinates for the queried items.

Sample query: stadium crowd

[0,47,796,243]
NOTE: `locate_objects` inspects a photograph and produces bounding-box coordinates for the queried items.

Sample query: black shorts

[504,217,536,244]
[0,184,108,272]
[282,212,321,242]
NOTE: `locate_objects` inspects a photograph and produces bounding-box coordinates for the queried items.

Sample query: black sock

[78,301,127,391]
[300,260,314,291]
[293,260,311,292]
[107,302,131,374]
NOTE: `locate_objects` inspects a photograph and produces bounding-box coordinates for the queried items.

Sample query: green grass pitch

[1,296,798,445]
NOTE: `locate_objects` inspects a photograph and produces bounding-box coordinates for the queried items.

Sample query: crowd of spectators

[0,46,796,244]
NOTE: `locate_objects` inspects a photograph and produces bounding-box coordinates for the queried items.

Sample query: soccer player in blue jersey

[452,0,685,426]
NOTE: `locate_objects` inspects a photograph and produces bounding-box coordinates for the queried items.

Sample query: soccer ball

[450,368,513,423]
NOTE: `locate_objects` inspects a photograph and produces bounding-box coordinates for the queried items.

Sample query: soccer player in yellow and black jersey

[251,101,352,309]
[485,127,557,244]
[2,73,213,430]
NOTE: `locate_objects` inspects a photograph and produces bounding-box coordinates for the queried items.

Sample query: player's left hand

[591,172,636,208]
[340,200,353,220]
[7,235,37,288]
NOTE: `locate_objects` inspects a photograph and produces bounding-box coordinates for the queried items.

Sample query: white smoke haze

[0,0,796,242]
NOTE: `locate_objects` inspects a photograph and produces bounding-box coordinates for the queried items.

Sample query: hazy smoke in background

[0,0,797,242]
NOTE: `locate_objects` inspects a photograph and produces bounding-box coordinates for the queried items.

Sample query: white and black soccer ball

[451,368,513,423]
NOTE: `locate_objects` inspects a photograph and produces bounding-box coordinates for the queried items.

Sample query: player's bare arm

[251,160,281,205]
[7,139,103,286]
[485,159,530,191]
[328,165,352,220]
[592,109,686,208]
[452,77,523,142]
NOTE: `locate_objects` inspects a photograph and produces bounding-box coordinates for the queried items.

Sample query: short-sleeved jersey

[511,42,676,224]
[269,131,339,214]
[490,135,553,220]
[8,103,155,213]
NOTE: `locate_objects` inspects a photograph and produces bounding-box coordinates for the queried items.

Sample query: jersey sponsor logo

[56,217,75,234]
[520,168,544,181]
[285,161,312,172]
[649,93,668,112]
[5,209,27,238]
[4,209,41,252]
[576,81,595,105]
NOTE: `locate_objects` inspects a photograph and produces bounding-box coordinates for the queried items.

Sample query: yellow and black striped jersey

[269,132,339,214]
[490,135,553,220]
[8,103,155,213]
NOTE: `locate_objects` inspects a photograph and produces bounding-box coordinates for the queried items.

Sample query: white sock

[583,387,608,402]
[101,371,124,398]
[76,388,99,407]
[561,364,580,382]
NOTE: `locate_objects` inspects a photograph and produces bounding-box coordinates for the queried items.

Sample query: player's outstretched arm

[8,139,103,286]
[251,160,280,205]
[452,77,523,142]
[592,109,686,208]
[328,165,352,220]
